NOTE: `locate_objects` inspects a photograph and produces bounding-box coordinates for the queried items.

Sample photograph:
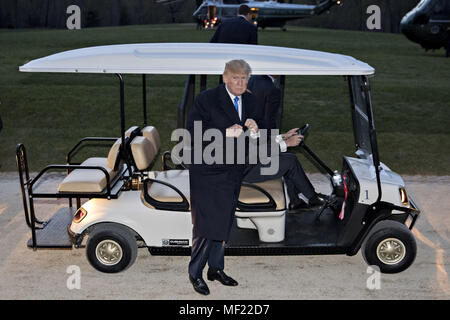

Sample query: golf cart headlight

[399,188,408,205]
[73,207,87,223]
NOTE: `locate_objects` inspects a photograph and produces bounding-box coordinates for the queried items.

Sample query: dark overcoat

[210,16,258,45]
[186,84,262,241]
[247,75,281,130]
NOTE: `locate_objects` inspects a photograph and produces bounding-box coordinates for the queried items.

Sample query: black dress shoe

[288,197,309,211]
[308,193,329,207]
[207,269,238,286]
[189,275,210,295]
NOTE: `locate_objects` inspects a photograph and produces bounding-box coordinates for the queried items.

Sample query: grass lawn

[0,23,449,174]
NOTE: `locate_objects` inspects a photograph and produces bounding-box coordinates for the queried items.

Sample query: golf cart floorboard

[149,207,347,256]
[27,207,75,249]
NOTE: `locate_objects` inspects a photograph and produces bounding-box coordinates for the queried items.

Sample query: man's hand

[285,133,303,147]
[226,124,243,138]
[282,128,299,141]
[244,118,259,133]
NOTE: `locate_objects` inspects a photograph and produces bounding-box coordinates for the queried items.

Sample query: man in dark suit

[186,59,262,295]
[247,74,281,130]
[245,75,328,211]
[243,131,328,211]
[210,4,258,45]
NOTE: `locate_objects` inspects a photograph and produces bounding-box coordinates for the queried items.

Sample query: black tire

[362,220,417,274]
[86,224,138,273]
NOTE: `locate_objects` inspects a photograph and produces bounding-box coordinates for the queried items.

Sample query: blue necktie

[233,96,239,115]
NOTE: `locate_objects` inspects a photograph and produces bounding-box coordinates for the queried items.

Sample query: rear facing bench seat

[58,137,122,193]
[57,126,142,194]
[57,157,119,193]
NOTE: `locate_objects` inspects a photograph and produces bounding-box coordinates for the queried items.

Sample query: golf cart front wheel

[86,224,138,273]
[362,220,417,274]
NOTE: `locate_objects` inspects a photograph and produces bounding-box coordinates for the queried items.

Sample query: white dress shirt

[224,85,287,148]
[224,85,260,138]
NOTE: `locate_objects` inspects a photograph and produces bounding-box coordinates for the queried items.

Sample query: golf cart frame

[17,43,420,273]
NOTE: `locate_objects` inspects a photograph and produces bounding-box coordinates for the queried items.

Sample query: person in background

[247,74,281,130]
[245,75,328,211]
[210,4,258,45]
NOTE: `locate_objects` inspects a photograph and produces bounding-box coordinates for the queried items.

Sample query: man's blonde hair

[223,59,252,76]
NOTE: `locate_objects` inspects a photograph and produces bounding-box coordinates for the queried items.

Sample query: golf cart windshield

[349,75,377,163]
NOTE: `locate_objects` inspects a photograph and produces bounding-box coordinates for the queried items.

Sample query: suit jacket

[247,75,281,130]
[210,16,258,44]
[186,84,262,241]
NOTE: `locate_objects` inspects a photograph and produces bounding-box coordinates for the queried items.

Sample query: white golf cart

[17,43,420,274]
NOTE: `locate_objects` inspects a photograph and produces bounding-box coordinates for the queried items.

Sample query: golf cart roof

[19,42,374,76]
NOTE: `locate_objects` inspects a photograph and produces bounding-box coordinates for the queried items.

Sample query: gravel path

[0,172,449,300]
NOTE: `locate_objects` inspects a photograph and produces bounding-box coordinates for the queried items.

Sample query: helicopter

[193,0,342,31]
[400,0,450,57]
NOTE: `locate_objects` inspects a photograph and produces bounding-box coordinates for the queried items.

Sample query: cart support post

[116,73,126,153]
[276,75,285,129]
[142,74,148,127]
[16,144,38,250]
[116,73,133,177]
[177,74,196,128]
[16,144,31,228]
[361,76,382,203]
[200,74,207,92]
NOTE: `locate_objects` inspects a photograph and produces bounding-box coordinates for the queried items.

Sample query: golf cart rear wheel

[362,220,416,274]
[86,224,138,273]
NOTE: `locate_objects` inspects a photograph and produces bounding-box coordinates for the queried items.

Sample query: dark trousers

[243,152,316,202]
[188,236,225,279]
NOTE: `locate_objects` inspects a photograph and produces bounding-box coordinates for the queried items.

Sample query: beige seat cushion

[58,157,117,193]
[106,138,122,170]
[239,179,286,210]
[146,169,285,210]
[125,126,140,137]
[107,126,140,170]
[142,126,160,154]
[131,136,157,171]
[147,170,191,204]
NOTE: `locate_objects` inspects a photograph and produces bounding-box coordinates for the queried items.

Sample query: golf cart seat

[141,125,160,155]
[135,123,287,242]
[57,157,120,193]
[236,179,287,242]
[57,137,123,193]
[144,169,287,242]
[58,125,160,193]
[145,170,286,210]
[57,126,145,193]
[129,126,160,171]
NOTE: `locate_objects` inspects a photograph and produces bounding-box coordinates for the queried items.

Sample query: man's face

[223,71,249,96]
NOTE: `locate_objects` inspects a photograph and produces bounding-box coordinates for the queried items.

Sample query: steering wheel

[297,123,310,137]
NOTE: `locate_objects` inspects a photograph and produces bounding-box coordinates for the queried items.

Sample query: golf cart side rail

[237,182,278,212]
[66,137,118,165]
[142,177,190,211]
[16,143,124,250]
